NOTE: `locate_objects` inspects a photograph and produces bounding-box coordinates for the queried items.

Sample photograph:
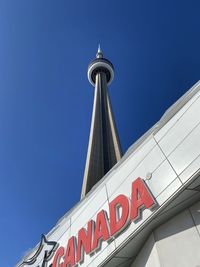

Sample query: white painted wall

[131,200,200,267]
[17,81,200,267]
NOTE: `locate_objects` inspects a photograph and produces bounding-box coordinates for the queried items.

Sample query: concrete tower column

[81,46,122,199]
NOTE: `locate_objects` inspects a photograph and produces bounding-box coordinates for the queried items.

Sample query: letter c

[52,246,64,267]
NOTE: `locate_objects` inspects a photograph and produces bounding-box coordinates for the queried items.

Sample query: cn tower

[81,46,122,198]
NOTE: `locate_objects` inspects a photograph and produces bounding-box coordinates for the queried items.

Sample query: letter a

[131,177,155,221]
[63,236,76,267]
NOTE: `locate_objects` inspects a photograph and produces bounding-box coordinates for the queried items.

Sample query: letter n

[92,210,110,251]
[76,220,94,264]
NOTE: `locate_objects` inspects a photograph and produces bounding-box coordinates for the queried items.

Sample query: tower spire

[96,44,103,58]
[81,48,122,199]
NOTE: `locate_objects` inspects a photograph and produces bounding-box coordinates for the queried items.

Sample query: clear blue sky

[0,1,200,266]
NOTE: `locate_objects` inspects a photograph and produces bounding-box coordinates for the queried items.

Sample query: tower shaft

[81,71,122,198]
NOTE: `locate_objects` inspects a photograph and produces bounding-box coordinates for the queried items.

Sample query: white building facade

[17,69,200,266]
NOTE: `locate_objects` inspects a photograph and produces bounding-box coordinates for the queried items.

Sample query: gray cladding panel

[130,201,200,267]
[154,208,200,267]
[130,234,160,267]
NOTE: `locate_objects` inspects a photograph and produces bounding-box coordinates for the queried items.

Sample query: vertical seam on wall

[159,120,200,160]
[152,231,163,267]
[156,94,200,143]
[153,136,183,185]
[188,207,200,238]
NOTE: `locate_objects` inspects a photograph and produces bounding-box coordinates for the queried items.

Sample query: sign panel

[21,178,156,267]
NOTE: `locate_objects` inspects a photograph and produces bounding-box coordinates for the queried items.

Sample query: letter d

[109,194,130,237]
